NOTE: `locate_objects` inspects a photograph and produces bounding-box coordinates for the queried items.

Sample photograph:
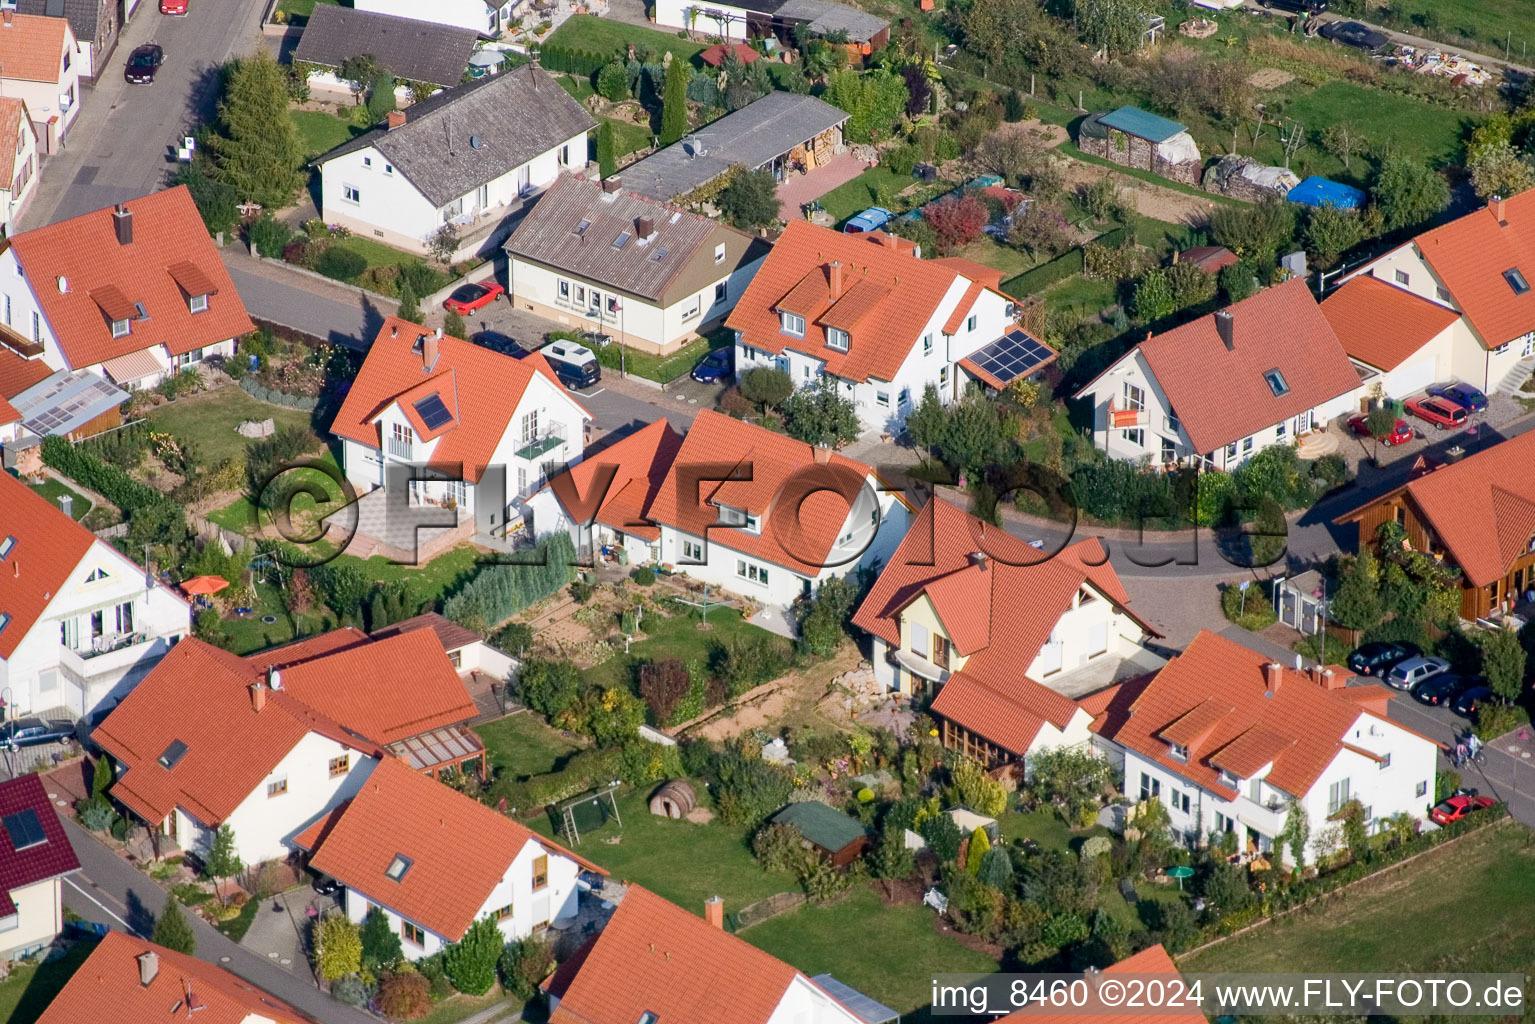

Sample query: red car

[1347,414,1413,446]
[1429,794,1495,825]
[443,281,504,314]
[160,0,187,12]
[1404,396,1469,430]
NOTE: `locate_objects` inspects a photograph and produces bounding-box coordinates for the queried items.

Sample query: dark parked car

[1430,794,1496,825]
[1426,381,1488,412]
[691,348,733,383]
[1259,0,1326,11]
[125,43,164,85]
[1347,640,1420,676]
[1320,20,1389,51]
[469,330,521,355]
[1452,685,1496,720]
[0,720,75,748]
[311,875,341,897]
[1412,673,1474,707]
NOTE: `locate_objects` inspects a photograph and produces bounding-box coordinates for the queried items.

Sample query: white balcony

[58,633,171,680]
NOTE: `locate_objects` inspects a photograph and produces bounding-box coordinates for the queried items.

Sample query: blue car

[1426,381,1488,412]
[843,206,893,234]
[691,347,733,383]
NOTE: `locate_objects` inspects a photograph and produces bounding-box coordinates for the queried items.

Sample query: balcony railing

[387,438,414,459]
[79,631,149,660]
[59,633,169,680]
[515,425,567,461]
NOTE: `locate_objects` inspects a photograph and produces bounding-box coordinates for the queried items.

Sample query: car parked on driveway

[1347,640,1421,676]
[1426,381,1488,412]
[1429,793,1496,824]
[1348,413,1413,446]
[0,720,75,749]
[1452,685,1495,720]
[125,43,164,85]
[843,207,893,234]
[1413,673,1474,707]
[1383,655,1449,691]
[691,348,732,383]
[443,281,504,315]
[1404,396,1468,430]
[160,0,187,13]
[469,330,520,355]
[1319,20,1389,51]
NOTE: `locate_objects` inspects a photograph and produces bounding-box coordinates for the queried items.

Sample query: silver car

[1384,655,1449,691]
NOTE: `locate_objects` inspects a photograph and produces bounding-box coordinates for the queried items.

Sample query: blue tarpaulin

[1287,176,1367,209]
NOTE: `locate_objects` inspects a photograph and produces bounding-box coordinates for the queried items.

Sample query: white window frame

[826,327,849,351]
[343,184,361,204]
[780,311,805,337]
[188,293,209,314]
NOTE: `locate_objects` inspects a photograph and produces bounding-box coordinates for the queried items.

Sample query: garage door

[1385,357,1436,398]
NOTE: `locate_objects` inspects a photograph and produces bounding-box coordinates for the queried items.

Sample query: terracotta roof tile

[933,256,1003,289]
[1414,191,1535,347]
[1081,278,1361,454]
[544,418,684,542]
[9,188,255,369]
[996,945,1201,1024]
[726,220,1009,384]
[1097,630,1378,799]
[1321,275,1461,371]
[36,931,317,1024]
[0,470,97,658]
[0,13,68,83]
[0,349,52,399]
[370,611,484,651]
[0,775,79,910]
[929,671,1052,753]
[307,757,603,942]
[942,280,986,335]
[549,885,826,1024]
[646,409,880,577]
[330,317,588,484]
[0,99,28,185]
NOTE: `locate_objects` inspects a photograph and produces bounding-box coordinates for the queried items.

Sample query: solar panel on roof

[413,394,453,431]
[967,329,1052,385]
[2,810,45,852]
[809,975,899,1024]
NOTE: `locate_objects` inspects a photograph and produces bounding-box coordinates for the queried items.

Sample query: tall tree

[1074,0,1153,58]
[719,167,781,228]
[596,120,618,179]
[1371,155,1449,232]
[1484,628,1527,704]
[1328,550,1383,632]
[208,51,305,209]
[781,380,860,448]
[203,824,243,904]
[661,55,689,147]
[151,897,197,955]
[1469,142,1535,201]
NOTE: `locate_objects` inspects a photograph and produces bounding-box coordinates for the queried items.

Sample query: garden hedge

[539,47,608,78]
[443,533,577,629]
[1003,246,1086,297]
[40,435,178,523]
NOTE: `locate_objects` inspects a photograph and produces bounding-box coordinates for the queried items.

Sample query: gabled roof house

[300,756,604,960]
[0,774,79,961]
[852,496,1161,771]
[1091,630,1438,865]
[0,187,254,391]
[1322,273,1463,398]
[0,469,190,720]
[91,627,480,865]
[293,6,479,92]
[0,99,39,236]
[729,220,1055,433]
[316,66,594,259]
[15,0,120,81]
[0,11,81,154]
[1075,277,1363,469]
[504,173,770,354]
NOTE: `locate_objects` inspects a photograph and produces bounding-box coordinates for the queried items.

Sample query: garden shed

[648,780,696,819]
[1078,106,1202,185]
[772,801,869,866]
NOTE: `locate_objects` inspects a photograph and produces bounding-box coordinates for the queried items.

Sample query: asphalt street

[19,0,270,231]
[58,817,370,1024]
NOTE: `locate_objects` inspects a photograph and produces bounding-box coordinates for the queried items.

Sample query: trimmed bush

[316,246,368,281]
[444,533,578,627]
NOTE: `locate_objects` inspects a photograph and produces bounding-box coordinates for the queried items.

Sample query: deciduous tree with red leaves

[639,658,692,723]
[922,193,990,254]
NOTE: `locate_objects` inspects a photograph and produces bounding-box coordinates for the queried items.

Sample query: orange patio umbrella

[181,575,230,596]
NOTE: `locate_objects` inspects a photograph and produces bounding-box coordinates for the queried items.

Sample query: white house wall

[353,0,504,34]
[1,116,38,235]
[654,0,752,38]
[765,974,869,1024]
[6,28,81,149]
[0,877,63,960]
[1024,582,1145,681]
[211,740,378,866]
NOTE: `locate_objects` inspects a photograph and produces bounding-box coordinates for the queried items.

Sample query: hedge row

[40,435,178,521]
[539,47,608,78]
[239,376,319,411]
[1003,246,1086,297]
[443,532,577,629]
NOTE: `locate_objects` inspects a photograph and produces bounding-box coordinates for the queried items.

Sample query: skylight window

[1,810,45,852]
[158,739,188,770]
[613,232,631,249]
[574,218,591,237]
[0,536,13,560]
[0,613,9,636]
[386,854,413,881]
[648,247,669,263]
[638,1014,660,1024]
[1263,369,1290,397]
[1505,268,1530,295]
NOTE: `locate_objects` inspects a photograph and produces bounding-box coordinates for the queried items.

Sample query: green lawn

[0,941,96,1024]
[545,14,706,62]
[1183,822,1535,974]
[205,450,344,536]
[957,236,1036,280]
[145,386,322,467]
[531,788,801,911]
[597,325,728,383]
[330,236,451,289]
[1346,0,1534,56]
[292,110,359,160]
[745,887,1000,1016]
[556,75,597,103]
[603,116,656,160]
[997,808,1112,855]
[816,165,940,224]
[1281,80,1471,179]
[477,713,585,781]
[26,477,91,520]
[580,601,779,694]
[216,898,261,942]
[1041,274,1117,318]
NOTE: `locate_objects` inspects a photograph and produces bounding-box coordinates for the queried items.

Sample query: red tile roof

[0,14,68,83]
[699,41,758,65]
[646,409,889,577]
[1413,191,1535,348]
[933,256,1003,290]
[331,317,588,484]
[543,418,684,542]
[0,774,79,916]
[996,945,1201,1024]
[36,931,317,1024]
[725,220,1012,384]
[549,885,848,1024]
[0,470,97,659]
[1093,630,1380,799]
[370,611,484,651]
[0,350,50,401]
[1321,275,1461,371]
[92,638,378,825]
[8,187,255,369]
[0,99,30,187]
[307,757,604,942]
[1177,245,1239,273]
[1079,278,1361,454]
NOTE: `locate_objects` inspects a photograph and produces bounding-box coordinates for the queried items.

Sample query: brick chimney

[423,328,441,369]
[1,10,11,27]
[1214,310,1234,351]
[1493,194,1508,226]
[113,203,133,246]
[828,260,844,300]
[1264,662,1283,695]
[137,951,159,987]
[704,895,723,929]
[602,177,622,195]
[812,444,832,465]
[250,682,266,712]
[1308,663,1324,686]
[635,216,655,240]
[385,110,406,130]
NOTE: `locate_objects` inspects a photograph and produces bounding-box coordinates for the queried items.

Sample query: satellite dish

[470,135,482,150]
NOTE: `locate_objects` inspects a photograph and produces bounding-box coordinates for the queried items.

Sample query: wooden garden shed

[772,801,869,867]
